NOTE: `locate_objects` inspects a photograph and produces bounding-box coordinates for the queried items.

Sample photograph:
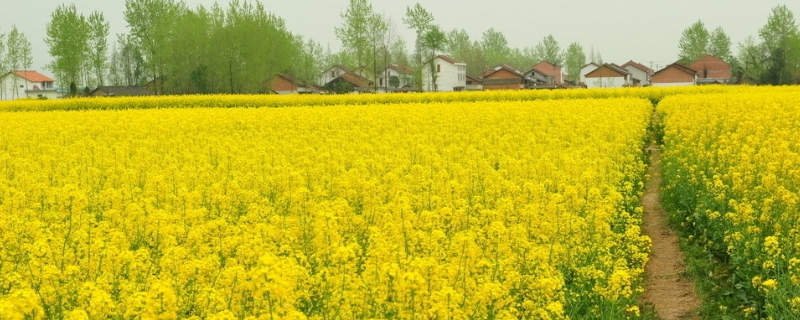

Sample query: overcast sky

[2,0,799,74]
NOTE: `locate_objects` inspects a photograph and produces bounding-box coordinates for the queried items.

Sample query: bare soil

[640,144,702,320]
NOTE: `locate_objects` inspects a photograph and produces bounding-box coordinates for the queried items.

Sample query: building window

[331,71,335,78]
[437,64,441,73]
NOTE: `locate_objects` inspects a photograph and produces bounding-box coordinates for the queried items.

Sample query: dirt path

[640,143,702,320]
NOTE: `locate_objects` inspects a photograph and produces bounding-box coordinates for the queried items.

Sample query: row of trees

[45,0,325,95]
[0,26,34,99]
[677,5,800,85]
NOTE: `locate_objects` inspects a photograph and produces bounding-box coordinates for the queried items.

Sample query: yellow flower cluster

[3,85,798,113]
[0,98,651,319]
[660,90,800,319]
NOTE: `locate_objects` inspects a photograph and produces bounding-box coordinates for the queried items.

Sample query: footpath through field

[640,113,701,320]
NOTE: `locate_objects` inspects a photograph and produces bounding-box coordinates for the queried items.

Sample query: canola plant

[0,99,651,319]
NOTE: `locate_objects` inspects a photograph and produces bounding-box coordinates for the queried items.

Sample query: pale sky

[2,0,799,74]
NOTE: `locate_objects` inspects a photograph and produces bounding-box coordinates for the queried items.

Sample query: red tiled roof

[436,55,462,65]
[339,73,370,88]
[387,64,413,74]
[10,71,55,82]
[482,63,523,78]
[654,63,697,76]
[621,60,654,75]
[584,64,628,78]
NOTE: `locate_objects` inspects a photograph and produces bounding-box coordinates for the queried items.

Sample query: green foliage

[564,42,586,83]
[46,4,90,87]
[481,28,511,68]
[758,5,800,85]
[535,34,563,65]
[678,20,710,63]
[122,0,301,94]
[87,11,110,86]
[324,79,355,94]
[708,27,733,63]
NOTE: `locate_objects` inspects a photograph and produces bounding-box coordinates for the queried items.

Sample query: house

[523,68,557,89]
[0,70,60,100]
[651,63,697,87]
[584,63,632,88]
[531,61,563,84]
[89,86,152,97]
[422,55,466,92]
[621,61,654,86]
[579,63,601,84]
[266,74,317,94]
[466,75,483,91]
[378,64,413,92]
[320,65,372,94]
[481,64,525,91]
[689,55,732,85]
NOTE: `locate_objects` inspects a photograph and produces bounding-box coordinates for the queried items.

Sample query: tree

[422,25,446,91]
[535,34,562,65]
[46,4,90,88]
[708,27,733,63]
[678,20,710,63]
[87,11,110,86]
[589,46,603,64]
[5,26,34,99]
[735,36,766,83]
[403,3,435,90]
[481,28,510,68]
[563,42,586,82]
[758,5,800,85]
[335,0,373,68]
[0,28,6,100]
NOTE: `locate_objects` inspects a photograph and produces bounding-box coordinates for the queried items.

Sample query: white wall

[0,74,59,100]
[585,76,626,88]
[579,65,599,84]
[422,57,466,92]
[320,66,348,86]
[624,66,650,86]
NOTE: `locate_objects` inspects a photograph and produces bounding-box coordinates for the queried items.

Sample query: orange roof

[436,55,462,65]
[621,61,654,75]
[10,71,55,82]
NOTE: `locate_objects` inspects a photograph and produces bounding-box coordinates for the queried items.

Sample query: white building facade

[0,71,60,100]
[579,63,600,84]
[422,55,466,92]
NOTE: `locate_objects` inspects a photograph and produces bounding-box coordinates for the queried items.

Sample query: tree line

[2,1,798,96]
[0,26,34,99]
[677,5,800,85]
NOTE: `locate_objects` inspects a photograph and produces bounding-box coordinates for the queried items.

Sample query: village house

[621,61,654,86]
[523,68,558,89]
[579,63,600,85]
[531,61,563,84]
[0,70,60,100]
[481,64,525,91]
[378,64,414,92]
[690,55,732,85]
[266,74,318,94]
[320,65,372,94]
[651,63,698,87]
[422,55,467,92]
[584,63,632,88]
[89,86,153,97]
[465,75,483,91]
